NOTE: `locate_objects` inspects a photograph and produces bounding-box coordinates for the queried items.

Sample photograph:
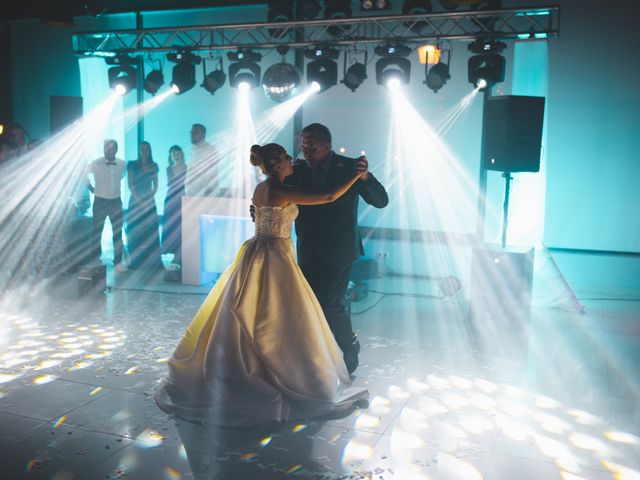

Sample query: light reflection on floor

[0,271,638,479]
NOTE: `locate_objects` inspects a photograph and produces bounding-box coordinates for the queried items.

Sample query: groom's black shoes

[344,338,361,374]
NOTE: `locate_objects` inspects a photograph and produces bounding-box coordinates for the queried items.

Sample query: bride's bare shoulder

[252,181,289,208]
[252,181,267,205]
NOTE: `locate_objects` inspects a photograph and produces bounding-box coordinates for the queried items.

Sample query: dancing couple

[155,123,389,426]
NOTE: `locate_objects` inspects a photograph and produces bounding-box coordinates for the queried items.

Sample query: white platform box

[181,195,253,286]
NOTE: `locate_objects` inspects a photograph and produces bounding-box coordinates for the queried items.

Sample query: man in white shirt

[185,123,219,197]
[84,139,128,272]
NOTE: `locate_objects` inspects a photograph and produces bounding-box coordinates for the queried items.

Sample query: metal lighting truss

[73,5,559,55]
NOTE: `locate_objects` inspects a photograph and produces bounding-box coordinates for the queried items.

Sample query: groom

[286,123,389,374]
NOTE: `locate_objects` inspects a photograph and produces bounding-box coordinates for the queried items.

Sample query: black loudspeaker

[482,95,545,172]
[470,245,534,323]
[50,95,83,134]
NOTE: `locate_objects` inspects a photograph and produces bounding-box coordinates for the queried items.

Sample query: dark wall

[0,23,12,123]
[9,21,81,139]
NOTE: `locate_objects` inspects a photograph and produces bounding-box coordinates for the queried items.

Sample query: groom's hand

[355,156,370,181]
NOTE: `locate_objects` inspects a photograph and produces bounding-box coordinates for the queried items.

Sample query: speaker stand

[500,171,513,248]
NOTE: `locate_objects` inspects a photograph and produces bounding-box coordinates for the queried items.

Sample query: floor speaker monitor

[470,244,535,323]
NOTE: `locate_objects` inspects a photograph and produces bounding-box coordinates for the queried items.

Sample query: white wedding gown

[155,204,368,427]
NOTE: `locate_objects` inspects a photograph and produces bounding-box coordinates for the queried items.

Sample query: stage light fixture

[438,0,461,10]
[467,39,505,90]
[227,50,262,63]
[167,51,201,64]
[361,0,390,9]
[307,59,338,93]
[229,63,261,89]
[402,0,432,33]
[468,53,505,90]
[298,0,321,19]
[375,43,411,88]
[202,70,226,95]
[402,0,432,14]
[108,65,137,94]
[171,62,196,94]
[324,0,353,36]
[470,0,502,32]
[267,0,293,38]
[228,51,262,90]
[425,61,450,92]
[341,50,368,92]
[168,51,201,94]
[342,62,367,92]
[417,44,440,65]
[267,0,292,22]
[143,69,164,95]
[376,57,411,88]
[201,58,226,95]
[262,61,300,102]
[305,46,340,61]
[375,43,412,57]
[387,77,401,90]
[305,47,339,92]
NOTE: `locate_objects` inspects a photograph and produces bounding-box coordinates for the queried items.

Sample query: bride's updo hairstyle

[250,143,283,176]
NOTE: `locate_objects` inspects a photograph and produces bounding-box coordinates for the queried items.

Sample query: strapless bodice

[254,203,298,239]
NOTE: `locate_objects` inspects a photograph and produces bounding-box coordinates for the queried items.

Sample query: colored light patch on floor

[240,453,258,462]
[53,415,67,428]
[32,374,57,384]
[260,436,272,447]
[163,466,181,479]
[89,386,103,395]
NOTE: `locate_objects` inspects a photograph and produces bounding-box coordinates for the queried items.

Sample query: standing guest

[185,123,219,197]
[0,138,10,164]
[127,141,163,270]
[4,122,29,159]
[84,139,128,272]
[162,145,187,265]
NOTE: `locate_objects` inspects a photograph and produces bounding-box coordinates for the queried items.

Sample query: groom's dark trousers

[287,152,388,371]
[298,260,354,355]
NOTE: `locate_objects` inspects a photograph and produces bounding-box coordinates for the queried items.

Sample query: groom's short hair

[302,123,331,145]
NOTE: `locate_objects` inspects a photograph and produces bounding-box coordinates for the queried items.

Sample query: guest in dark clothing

[0,138,10,164]
[4,122,29,159]
[162,145,187,265]
[127,141,162,270]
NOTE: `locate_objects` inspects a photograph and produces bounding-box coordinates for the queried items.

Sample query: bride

[155,143,368,427]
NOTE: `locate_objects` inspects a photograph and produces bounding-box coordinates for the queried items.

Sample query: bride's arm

[271,172,362,206]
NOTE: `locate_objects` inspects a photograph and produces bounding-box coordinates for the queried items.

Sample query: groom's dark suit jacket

[285,151,389,266]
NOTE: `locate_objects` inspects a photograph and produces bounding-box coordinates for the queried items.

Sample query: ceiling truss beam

[73,5,559,56]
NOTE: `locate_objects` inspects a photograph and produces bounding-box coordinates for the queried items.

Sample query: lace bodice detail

[254,204,298,239]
